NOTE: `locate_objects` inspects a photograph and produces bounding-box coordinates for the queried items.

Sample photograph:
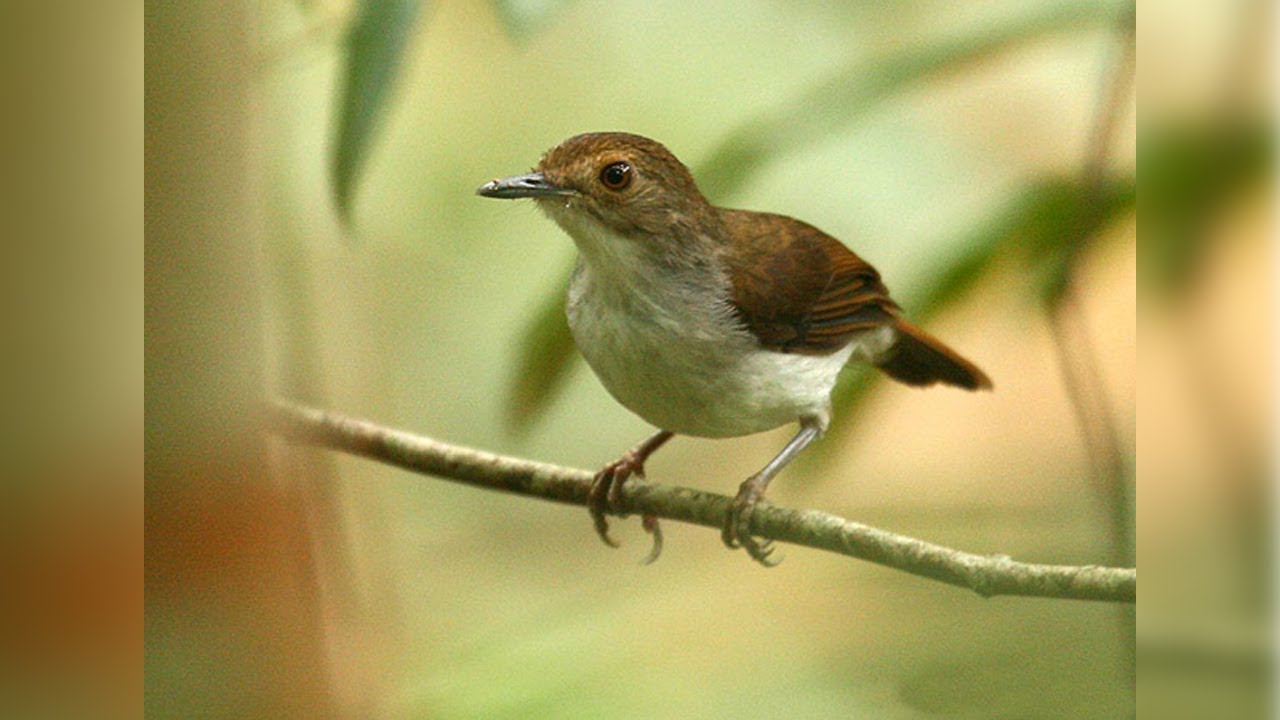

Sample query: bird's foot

[721,475,781,567]
[588,450,662,563]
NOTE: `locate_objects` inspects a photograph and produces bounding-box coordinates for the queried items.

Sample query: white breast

[555,210,883,438]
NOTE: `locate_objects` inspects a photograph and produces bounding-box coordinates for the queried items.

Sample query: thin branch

[267,401,1136,604]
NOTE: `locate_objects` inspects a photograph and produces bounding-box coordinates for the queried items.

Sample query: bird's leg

[722,418,823,566]
[589,430,674,562]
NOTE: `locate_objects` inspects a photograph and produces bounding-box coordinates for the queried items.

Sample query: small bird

[478,132,991,565]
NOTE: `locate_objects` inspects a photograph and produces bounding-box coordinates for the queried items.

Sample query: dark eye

[599,161,632,191]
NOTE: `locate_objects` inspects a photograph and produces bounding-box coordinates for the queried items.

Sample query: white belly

[566,266,865,438]
[547,206,894,438]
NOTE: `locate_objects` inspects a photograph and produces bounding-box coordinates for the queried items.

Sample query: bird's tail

[876,319,992,391]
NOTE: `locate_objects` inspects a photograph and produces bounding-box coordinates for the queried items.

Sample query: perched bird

[478,132,991,565]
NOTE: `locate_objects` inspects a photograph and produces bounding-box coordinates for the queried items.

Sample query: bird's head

[478,132,715,255]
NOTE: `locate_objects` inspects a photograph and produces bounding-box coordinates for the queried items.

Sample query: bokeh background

[138,0,1264,718]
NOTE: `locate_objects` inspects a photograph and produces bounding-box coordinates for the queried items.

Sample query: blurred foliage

[808,172,1136,469]
[505,272,575,434]
[331,0,425,224]
[1138,116,1271,298]
[501,0,1129,431]
[1020,176,1137,306]
[506,274,577,434]
[492,0,573,41]
[695,1,1122,198]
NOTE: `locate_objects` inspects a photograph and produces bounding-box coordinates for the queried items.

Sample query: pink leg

[589,430,674,562]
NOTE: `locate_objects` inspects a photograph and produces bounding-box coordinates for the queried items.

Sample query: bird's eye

[599,161,632,191]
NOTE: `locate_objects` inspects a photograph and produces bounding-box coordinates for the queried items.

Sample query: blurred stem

[1043,2,1135,688]
[1046,2,1134,565]
[270,400,1137,603]
[1045,300,1131,560]
[264,230,362,624]
[1081,5,1135,210]
[146,3,336,715]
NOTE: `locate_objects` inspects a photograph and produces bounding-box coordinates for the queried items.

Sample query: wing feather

[721,210,898,355]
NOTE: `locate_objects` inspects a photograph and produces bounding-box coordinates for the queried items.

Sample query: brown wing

[720,210,899,355]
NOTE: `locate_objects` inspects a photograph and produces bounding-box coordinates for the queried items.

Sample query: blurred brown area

[0,1,142,718]
[0,459,141,718]
[145,3,339,718]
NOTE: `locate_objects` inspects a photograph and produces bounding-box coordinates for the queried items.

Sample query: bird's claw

[742,534,779,566]
[639,514,663,565]
[588,496,620,548]
[722,478,782,567]
[587,452,663,562]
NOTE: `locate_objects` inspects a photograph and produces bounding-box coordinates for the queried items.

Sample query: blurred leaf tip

[506,272,580,433]
[331,0,426,227]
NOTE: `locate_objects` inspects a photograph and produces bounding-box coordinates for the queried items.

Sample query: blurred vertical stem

[262,2,423,707]
[1041,2,1135,688]
[145,2,336,715]
[1043,4,1134,565]
[263,221,362,634]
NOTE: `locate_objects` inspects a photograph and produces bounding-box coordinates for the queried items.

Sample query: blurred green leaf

[506,275,577,434]
[492,0,572,41]
[1029,177,1135,307]
[1139,117,1270,298]
[331,0,425,224]
[696,2,1119,197]
[909,221,1012,322]
[974,176,1134,307]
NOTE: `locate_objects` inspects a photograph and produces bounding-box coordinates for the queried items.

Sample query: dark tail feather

[876,319,993,391]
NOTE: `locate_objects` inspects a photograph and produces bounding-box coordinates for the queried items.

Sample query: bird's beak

[475,172,575,199]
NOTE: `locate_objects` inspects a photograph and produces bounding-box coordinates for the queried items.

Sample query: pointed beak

[475,172,575,199]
